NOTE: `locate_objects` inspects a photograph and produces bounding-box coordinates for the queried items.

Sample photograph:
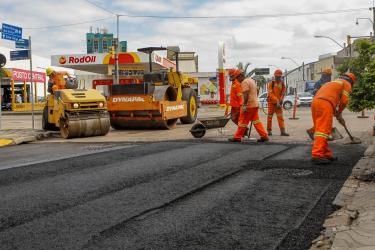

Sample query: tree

[337,39,375,112]
[236,62,252,78]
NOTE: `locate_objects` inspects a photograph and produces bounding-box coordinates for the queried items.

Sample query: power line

[24,17,113,30]
[116,7,368,19]
[21,6,369,30]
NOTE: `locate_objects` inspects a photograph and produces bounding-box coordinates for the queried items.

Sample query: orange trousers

[311,99,333,158]
[234,107,268,140]
[230,107,241,125]
[267,103,285,131]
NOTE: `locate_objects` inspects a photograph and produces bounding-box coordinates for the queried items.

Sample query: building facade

[285,62,315,94]
[86,28,127,54]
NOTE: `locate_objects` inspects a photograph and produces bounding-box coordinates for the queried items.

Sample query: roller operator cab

[107,46,198,130]
[42,88,110,139]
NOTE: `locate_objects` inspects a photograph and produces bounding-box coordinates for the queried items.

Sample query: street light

[314,35,344,49]
[280,57,299,67]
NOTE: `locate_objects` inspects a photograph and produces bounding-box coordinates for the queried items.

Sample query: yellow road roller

[42,88,110,139]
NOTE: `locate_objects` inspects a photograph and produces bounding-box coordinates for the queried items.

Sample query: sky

[0,0,374,72]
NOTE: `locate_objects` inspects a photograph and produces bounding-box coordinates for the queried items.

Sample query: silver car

[297,92,313,106]
[258,92,300,110]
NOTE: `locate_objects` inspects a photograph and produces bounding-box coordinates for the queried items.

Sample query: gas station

[0,68,46,111]
[51,51,179,91]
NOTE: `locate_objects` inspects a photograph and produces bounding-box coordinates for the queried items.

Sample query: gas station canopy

[51,51,176,74]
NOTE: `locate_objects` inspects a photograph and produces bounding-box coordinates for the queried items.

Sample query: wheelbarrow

[190,115,231,138]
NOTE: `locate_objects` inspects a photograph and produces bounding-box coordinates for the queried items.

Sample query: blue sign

[15,39,29,49]
[1,23,22,41]
[10,50,30,61]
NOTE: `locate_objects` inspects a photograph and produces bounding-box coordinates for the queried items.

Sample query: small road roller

[42,79,110,139]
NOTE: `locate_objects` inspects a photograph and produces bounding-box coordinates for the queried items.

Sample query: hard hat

[274,69,283,77]
[46,68,54,76]
[228,68,243,78]
[344,72,356,83]
[322,68,332,75]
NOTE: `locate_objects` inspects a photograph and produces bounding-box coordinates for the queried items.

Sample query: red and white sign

[12,68,46,83]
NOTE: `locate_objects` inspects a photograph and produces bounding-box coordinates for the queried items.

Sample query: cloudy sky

[0,0,373,72]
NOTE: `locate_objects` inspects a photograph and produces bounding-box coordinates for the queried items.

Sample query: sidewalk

[0,129,52,147]
[310,137,375,250]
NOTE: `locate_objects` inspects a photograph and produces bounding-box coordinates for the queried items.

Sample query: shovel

[338,118,362,144]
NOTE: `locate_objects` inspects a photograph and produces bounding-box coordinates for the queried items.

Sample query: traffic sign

[10,50,30,61]
[1,23,22,41]
[254,68,270,75]
[15,39,29,49]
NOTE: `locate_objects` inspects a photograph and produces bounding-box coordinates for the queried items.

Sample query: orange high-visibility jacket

[230,79,243,107]
[267,80,286,104]
[50,72,70,90]
[314,79,352,113]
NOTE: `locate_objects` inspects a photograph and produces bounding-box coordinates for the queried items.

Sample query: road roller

[42,88,110,139]
[107,47,198,129]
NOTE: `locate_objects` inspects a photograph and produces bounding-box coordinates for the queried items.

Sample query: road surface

[0,141,364,250]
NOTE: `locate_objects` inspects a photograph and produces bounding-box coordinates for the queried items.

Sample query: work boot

[268,130,272,136]
[306,129,314,140]
[257,137,269,143]
[311,157,331,165]
[280,128,290,136]
[228,138,241,142]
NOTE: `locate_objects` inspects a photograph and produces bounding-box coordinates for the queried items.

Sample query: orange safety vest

[315,79,352,113]
[230,79,243,107]
[50,72,69,90]
[267,80,286,104]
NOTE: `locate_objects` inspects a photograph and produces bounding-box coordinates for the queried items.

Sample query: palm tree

[236,62,252,78]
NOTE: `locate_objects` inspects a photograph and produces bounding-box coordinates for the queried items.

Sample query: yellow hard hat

[46,68,54,76]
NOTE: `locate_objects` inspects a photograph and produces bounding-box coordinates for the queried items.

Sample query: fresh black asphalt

[0,141,364,250]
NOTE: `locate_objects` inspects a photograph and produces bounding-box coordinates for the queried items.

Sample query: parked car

[297,92,313,106]
[258,92,300,110]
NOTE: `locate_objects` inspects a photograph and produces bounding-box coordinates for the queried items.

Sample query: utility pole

[116,14,119,85]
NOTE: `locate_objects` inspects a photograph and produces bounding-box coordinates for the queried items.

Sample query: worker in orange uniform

[228,69,244,125]
[46,68,71,93]
[311,72,356,165]
[229,71,269,142]
[267,69,289,136]
[307,68,333,139]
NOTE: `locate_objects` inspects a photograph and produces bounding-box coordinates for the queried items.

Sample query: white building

[285,62,316,94]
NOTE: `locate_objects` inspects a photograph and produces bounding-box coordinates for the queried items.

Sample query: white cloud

[0,0,373,72]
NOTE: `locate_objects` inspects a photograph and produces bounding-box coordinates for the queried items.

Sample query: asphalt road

[0,141,364,250]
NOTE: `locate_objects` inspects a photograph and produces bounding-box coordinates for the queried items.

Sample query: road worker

[311,72,356,164]
[229,71,269,142]
[228,69,244,125]
[312,68,332,96]
[307,68,333,139]
[46,68,73,93]
[267,69,289,136]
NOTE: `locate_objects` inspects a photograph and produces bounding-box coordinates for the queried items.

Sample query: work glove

[276,102,282,109]
[241,105,247,112]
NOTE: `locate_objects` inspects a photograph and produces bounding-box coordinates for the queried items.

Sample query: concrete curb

[0,130,52,147]
[310,137,375,250]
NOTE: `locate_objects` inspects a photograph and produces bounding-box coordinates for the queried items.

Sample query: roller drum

[60,112,110,139]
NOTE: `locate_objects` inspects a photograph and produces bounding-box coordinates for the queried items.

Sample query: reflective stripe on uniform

[331,80,344,86]
[343,90,350,97]
[253,120,261,125]
[237,93,243,96]
[268,114,273,117]
[314,132,329,138]
[238,124,248,128]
